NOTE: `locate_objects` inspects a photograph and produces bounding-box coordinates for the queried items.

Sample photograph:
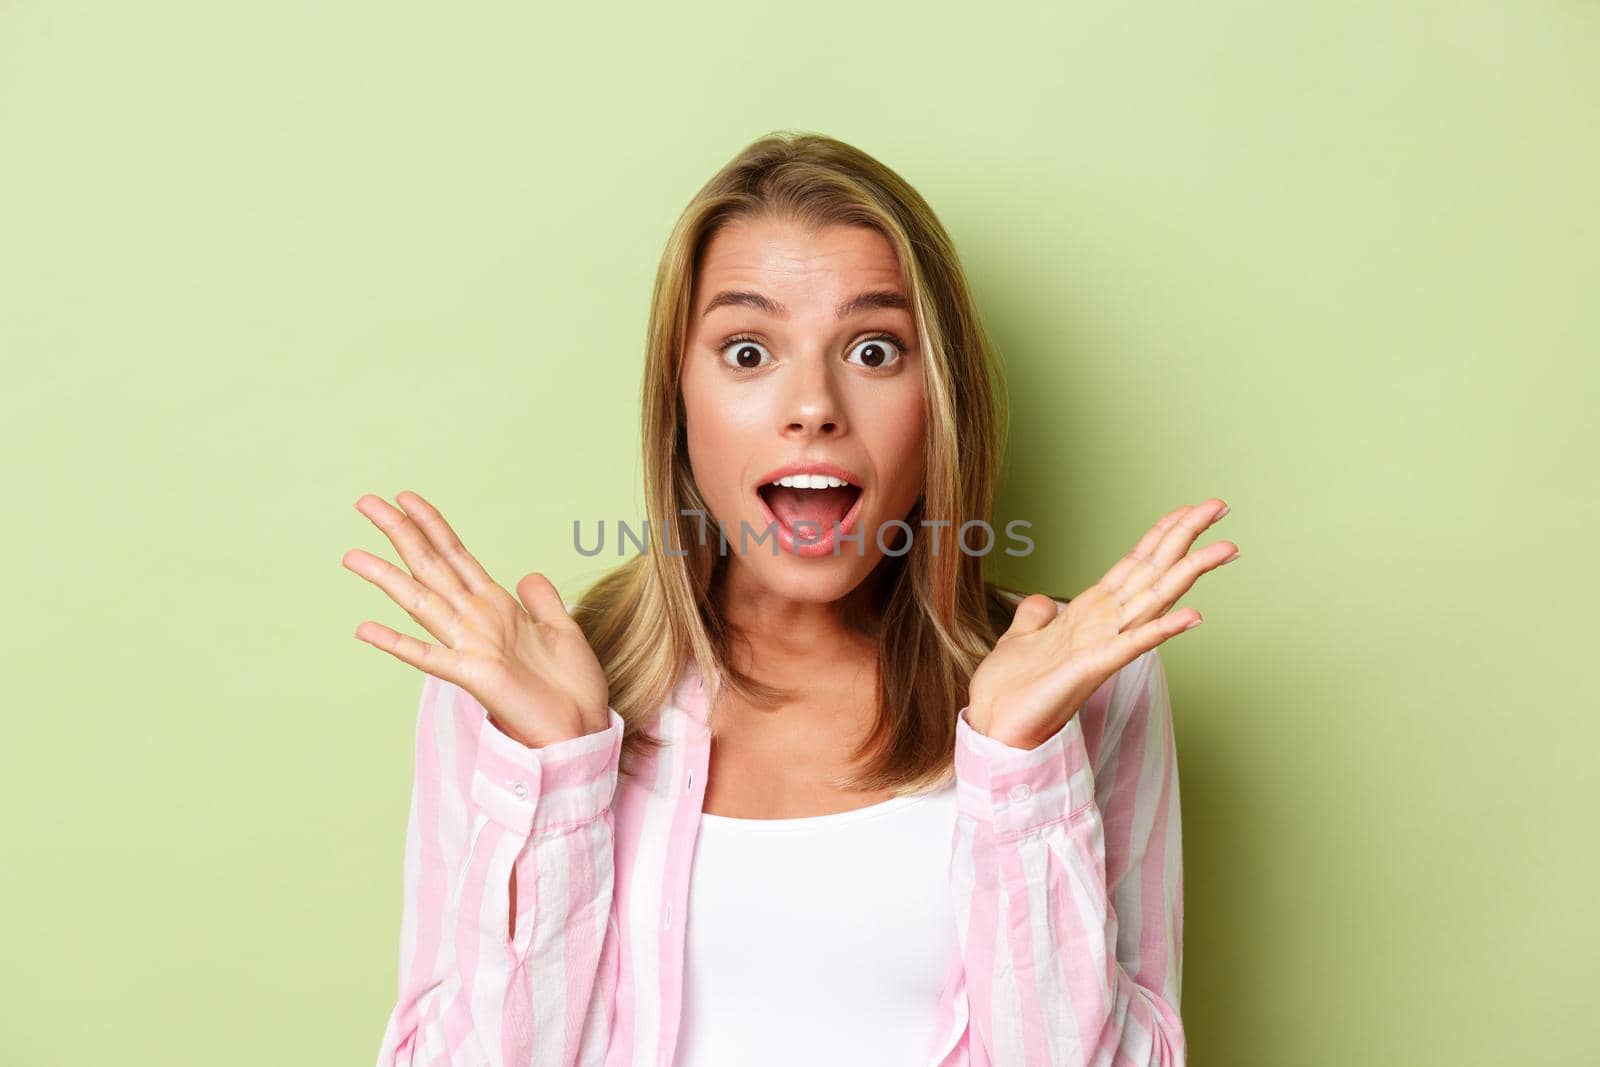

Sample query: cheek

[681,367,759,512]
[865,387,928,507]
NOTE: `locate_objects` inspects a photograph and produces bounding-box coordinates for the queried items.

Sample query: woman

[347,131,1237,1066]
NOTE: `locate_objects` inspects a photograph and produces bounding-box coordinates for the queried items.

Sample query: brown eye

[718,336,772,370]
[846,335,904,369]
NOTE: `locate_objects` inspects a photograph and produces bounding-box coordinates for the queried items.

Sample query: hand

[342,490,610,748]
[967,498,1238,749]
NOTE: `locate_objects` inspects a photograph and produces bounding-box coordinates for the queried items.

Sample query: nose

[781,354,846,438]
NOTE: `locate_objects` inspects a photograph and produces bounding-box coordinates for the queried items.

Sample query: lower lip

[755,488,867,559]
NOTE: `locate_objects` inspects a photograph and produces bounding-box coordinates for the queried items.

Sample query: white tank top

[674,778,961,1065]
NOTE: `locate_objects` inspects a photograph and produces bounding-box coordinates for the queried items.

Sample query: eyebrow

[700,288,910,320]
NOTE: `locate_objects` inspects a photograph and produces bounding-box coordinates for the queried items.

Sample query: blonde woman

[350,131,1236,1066]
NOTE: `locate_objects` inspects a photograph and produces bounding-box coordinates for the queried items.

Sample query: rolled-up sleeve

[375,674,624,1067]
[951,646,1186,1065]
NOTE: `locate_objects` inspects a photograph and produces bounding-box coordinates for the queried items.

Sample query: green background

[3,1,1595,1063]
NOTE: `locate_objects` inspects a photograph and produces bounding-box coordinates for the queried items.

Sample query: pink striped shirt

[374,645,1185,1066]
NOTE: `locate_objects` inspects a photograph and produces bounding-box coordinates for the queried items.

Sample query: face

[680,216,928,607]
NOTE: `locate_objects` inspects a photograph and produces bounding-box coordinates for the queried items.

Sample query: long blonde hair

[572,129,1043,793]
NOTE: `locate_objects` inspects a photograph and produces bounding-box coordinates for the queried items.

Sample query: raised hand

[966,498,1238,750]
[342,490,610,749]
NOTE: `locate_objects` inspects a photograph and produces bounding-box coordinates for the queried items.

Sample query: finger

[1084,606,1203,680]
[1093,504,1195,594]
[515,571,571,625]
[1118,539,1238,631]
[1102,499,1229,603]
[1131,504,1195,559]
[1004,593,1060,638]
[1146,498,1229,576]
[355,494,470,604]
[354,619,462,684]
[394,490,500,597]
[342,547,461,643]
[1120,498,1229,603]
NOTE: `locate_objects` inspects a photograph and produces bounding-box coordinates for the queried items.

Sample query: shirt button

[664,901,673,929]
[686,770,694,793]
[1008,783,1032,804]
[511,781,529,800]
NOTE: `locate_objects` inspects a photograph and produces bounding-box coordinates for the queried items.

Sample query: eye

[846,333,906,370]
[717,334,773,370]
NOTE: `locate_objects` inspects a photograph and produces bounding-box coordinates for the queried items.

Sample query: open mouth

[754,473,865,554]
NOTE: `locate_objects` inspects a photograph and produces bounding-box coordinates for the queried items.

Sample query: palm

[967,594,1122,746]
[454,595,610,740]
[968,499,1238,749]
[343,490,611,748]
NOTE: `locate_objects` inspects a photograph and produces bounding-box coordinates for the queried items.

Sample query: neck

[712,559,893,687]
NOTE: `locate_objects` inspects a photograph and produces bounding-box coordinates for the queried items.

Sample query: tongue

[764,486,857,532]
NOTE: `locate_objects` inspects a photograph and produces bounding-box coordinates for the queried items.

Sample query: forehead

[693,217,907,311]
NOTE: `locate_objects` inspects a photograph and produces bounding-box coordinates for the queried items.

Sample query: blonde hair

[572,129,1044,793]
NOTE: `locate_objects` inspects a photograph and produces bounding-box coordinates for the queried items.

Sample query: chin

[738,549,876,605]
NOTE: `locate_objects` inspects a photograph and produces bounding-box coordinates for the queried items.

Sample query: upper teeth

[771,473,852,489]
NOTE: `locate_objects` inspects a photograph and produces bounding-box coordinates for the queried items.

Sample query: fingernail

[1183,615,1204,631]
[1221,549,1240,564]
[1215,504,1230,521]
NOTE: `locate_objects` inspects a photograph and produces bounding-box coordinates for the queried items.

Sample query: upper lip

[754,460,865,490]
